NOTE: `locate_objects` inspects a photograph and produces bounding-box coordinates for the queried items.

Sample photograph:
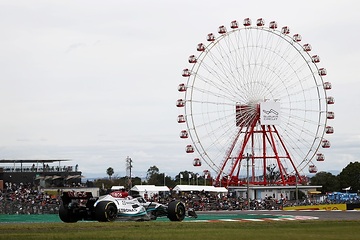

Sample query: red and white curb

[190,215,318,222]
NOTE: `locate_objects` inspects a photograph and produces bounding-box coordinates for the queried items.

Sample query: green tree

[112,176,143,189]
[106,167,114,181]
[310,171,339,193]
[145,166,176,186]
[146,166,161,185]
[146,166,159,180]
[165,176,176,188]
[266,164,280,183]
[338,161,360,192]
[93,178,113,195]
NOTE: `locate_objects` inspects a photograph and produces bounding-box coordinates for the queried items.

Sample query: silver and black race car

[59,190,196,222]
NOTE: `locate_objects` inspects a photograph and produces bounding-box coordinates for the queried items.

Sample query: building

[228,184,322,201]
[172,185,228,194]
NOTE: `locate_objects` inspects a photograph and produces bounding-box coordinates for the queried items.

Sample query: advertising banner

[260,101,280,125]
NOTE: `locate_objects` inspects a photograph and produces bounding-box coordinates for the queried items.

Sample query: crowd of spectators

[0,182,60,214]
[1,182,359,215]
[1,182,284,214]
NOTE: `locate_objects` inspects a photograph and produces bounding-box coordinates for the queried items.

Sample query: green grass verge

[0,221,359,240]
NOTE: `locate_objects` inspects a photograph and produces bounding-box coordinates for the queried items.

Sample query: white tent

[173,185,228,193]
[130,185,170,197]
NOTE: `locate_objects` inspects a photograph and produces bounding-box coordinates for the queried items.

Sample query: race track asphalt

[199,210,360,221]
[1,210,359,223]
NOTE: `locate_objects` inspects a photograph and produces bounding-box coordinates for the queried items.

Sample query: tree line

[311,161,360,193]
[92,165,212,190]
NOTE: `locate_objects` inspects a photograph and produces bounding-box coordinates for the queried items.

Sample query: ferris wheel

[176,18,334,187]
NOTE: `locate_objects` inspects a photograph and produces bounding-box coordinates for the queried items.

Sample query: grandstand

[0,159,82,189]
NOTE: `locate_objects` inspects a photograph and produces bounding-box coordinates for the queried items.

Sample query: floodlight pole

[246,153,251,209]
[296,174,298,203]
[126,156,133,189]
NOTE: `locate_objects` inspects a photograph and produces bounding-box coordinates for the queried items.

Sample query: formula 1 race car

[59,190,196,222]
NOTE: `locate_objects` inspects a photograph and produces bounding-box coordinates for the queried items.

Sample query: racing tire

[167,200,186,221]
[59,204,78,223]
[95,201,118,222]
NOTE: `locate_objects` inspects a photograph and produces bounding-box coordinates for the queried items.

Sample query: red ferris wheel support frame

[214,105,304,187]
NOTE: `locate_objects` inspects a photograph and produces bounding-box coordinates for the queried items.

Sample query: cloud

[0,0,358,179]
[65,42,86,53]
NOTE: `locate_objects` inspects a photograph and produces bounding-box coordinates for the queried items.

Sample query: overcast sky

[0,0,359,179]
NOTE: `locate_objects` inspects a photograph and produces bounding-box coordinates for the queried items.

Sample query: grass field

[1,220,359,240]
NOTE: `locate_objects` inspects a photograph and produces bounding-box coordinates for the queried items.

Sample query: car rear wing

[61,191,94,203]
